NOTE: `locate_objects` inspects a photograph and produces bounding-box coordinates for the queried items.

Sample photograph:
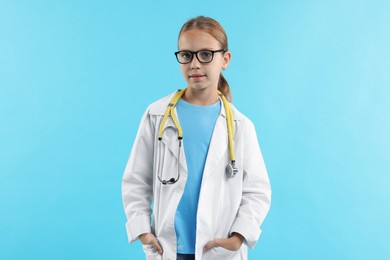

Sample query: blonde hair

[178,16,232,102]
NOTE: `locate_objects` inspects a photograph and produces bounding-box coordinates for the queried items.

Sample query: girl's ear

[222,51,232,70]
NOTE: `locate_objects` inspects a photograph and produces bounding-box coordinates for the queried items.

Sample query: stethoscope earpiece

[161,178,177,185]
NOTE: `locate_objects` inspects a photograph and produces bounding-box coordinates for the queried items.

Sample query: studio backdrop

[1,1,389,259]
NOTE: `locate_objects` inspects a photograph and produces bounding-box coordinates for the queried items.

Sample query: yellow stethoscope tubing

[158,90,185,141]
[157,88,235,163]
[219,90,235,163]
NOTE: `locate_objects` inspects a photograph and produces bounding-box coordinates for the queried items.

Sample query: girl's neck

[182,87,219,106]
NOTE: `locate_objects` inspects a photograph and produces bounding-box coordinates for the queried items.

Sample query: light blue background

[1,1,389,259]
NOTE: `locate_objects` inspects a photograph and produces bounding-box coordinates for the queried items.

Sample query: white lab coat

[122,91,271,260]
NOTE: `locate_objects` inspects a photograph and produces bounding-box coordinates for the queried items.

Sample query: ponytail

[218,74,232,103]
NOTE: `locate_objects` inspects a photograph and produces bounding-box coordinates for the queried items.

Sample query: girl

[122,16,271,260]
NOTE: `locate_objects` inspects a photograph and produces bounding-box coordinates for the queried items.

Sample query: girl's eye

[180,52,192,60]
[199,51,212,60]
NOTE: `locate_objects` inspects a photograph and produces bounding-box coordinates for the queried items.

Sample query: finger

[203,240,214,252]
[203,239,219,252]
[151,238,163,255]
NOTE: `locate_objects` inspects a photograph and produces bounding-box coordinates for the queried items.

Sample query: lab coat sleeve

[230,120,271,249]
[122,108,155,243]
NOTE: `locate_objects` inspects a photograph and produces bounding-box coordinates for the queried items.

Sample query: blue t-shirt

[174,98,221,254]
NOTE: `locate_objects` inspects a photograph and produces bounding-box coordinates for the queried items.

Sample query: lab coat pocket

[211,246,237,259]
[142,244,162,260]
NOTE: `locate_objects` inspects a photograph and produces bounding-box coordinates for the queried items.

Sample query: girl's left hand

[203,232,245,252]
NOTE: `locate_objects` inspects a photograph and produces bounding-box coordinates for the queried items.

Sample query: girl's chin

[186,84,216,91]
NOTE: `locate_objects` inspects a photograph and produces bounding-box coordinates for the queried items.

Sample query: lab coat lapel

[203,112,228,178]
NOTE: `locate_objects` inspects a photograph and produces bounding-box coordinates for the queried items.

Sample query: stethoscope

[157,88,238,185]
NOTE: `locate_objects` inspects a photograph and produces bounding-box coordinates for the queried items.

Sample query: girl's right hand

[139,233,163,255]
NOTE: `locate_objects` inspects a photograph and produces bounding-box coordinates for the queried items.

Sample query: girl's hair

[178,16,232,102]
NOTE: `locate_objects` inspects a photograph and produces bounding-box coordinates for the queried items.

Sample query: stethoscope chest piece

[226,161,238,178]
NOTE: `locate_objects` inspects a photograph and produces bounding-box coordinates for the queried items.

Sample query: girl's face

[177,29,231,92]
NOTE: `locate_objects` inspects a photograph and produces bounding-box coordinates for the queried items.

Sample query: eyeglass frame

[174,49,227,64]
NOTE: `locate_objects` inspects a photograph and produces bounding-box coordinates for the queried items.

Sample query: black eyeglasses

[174,49,226,64]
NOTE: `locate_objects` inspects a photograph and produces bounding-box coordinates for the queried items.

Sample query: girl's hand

[203,232,245,252]
[139,233,163,255]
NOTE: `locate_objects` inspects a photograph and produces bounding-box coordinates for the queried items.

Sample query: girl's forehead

[178,29,220,50]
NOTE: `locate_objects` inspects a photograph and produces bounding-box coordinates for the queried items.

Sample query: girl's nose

[190,55,201,69]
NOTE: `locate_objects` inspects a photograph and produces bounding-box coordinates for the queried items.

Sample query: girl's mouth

[189,74,206,80]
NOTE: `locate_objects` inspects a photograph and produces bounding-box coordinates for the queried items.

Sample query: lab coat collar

[148,89,242,119]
